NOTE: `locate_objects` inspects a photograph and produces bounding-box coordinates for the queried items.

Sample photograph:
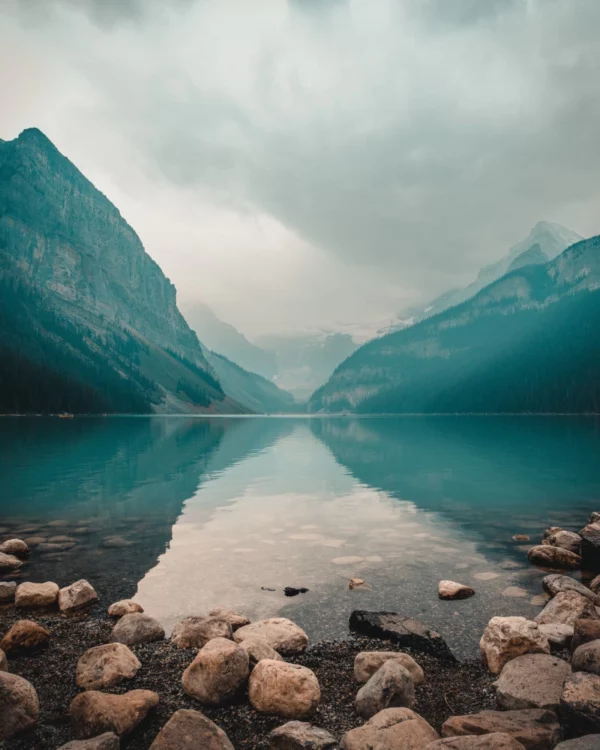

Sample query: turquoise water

[1,416,599,658]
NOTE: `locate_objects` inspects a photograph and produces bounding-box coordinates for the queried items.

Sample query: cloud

[1,0,599,336]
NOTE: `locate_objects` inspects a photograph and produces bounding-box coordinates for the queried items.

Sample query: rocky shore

[1,513,600,749]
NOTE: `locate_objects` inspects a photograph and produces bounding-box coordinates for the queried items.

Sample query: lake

[1,415,599,659]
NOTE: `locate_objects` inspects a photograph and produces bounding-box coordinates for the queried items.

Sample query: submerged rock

[249,659,320,719]
[0,671,39,741]
[438,581,475,600]
[59,580,98,614]
[441,709,560,750]
[112,613,164,646]
[269,721,339,749]
[149,708,234,750]
[479,617,550,675]
[494,653,571,711]
[171,616,232,649]
[107,600,144,618]
[340,707,439,750]
[355,660,415,719]
[76,643,141,690]
[235,618,309,655]
[15,581,59,608]
[354,651,424,685]
[0,619,50,653]
[527,545,581,570]
[69,689,159,739]
[182,637,249,705]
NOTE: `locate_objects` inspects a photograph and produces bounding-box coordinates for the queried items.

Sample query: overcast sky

[1,0,599,338]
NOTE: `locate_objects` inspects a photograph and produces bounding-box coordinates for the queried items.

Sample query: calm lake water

[1,416,599,659]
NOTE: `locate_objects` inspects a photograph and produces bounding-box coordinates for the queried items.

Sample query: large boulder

[441,709,560,750]
[0,581,17,603]
[0,619,50,653]
[0,539,30,559]
[182,637,249,705]
[69,689,159,738]
[571,618,600,652]
[59,580,98,614]
[427,736,527,749]
[355,660,414,719]
[149,709,234,749]
[249,659,320,719]
[354,651,424,685]
[112,613,165,646]
[579,523,600,572]
[554,738,600,750]
[340,707,439,750]
[538,624,573,651]
[0,671,39,740]
[76,643,141,690]
[560,671,600,734]
[494,654,571,711]
[235,618,309,655]
[349,610,455,661]
[238,634,283,666]
[542,574,598,604]
[438,581,475,600]
[107,600,143,618]
[571,639,600,675]
[543,531,581,555]
[171,616,232,649]
[480,617,550,675]
[527,545,581,570]
[0,552,23,572]
[534,591,599,627]
[57,734,120,749]
[209,607,251,631]
[15,581,59,608]
[268,721,339,749]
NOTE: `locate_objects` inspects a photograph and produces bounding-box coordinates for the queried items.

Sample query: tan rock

[107,600,143,618]
[354,651,424,685]
[571,639,600,676]
[249,659,320,719]
[538,623,573,650]
[208,607,251,630]
[571,618,600,652]
[438,581,475,600]
[349,578,365,589]
[57,732,120,749]
[495,654,571,711]
[112,613,164,646]
[534,591,599,627]
[356,660,415,719]
[0,671,39,740]
[76,643,141,690]
[15,581,59,608]
[543,527,563,539]
[560,671,600,734]
[544,531,581,555]
[69,689,159,738]
[512,535,531,543]
[238,634,283,666]
[480,617,550,674]
[0,581,17,602]
[527,545,581,570]
[341,707,439,749]
[0,539,29,559]
[589,574,600,594]
[269,721,340,749]
[428,735,527,749]
[0,619,50,653]
[541,574,598,603]
[149,708,234,749]
[171,616,232,649]
[442,709,560,750]
[235,617,309,655]
[59,580,98,614]
[0,552,23,572]
[182,637,249,705]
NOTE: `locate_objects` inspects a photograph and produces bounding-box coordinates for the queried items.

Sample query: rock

[149,708,234,749]
[441,709,560,750]
[428,736,527,749]
[249,659,320,719]
[571,639,600,675]
[580,523,600,571]
[0,619,50,652]
[76,643,141,690]
[591,512,600,524]
[0,552,23,572]
[269,721,339,749]
[0,539,29,559]
[235,618,309,655]
[238,634,283,666]
[208,606,250,630]
[349,578,365,589]
[571,618,600,652]
[340,707,439,750]
[513,535,531,543]
[534,591,599,627]
[112,613,165,646]
[108,600,144,618]
[57,733,120,749]
[538,623,573,650]
[354,651,424,685]
[438,581,475,600]
[494,654,571,711]
[355,660,415,719]
[171,616,232,649]
[349,610,455,661]
[560,671,600,734]
[544,531,582,555]
[543,527,563,539]
[527,545,581,570]
[0,671,39,740]
[480,617,550,674]
[102,536,133,548]
[0,648,7,671]
[554,737,600,750]
[69,689,159,738]
[0,581,17,602]
[15,581,59,608]
[59,580,98,613]
[542,574,599,603]
[589,574,600,594]
[182,637,249,705]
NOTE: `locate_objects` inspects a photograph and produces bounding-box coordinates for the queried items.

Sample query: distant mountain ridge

[309,234,600,414]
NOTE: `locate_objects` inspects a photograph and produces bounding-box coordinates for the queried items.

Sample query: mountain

[203,349,298,413]
[0,128,244,414]
[256,331,358,401]
[387,221,583,331]
[181,302,276,380]
[309,235,600,414]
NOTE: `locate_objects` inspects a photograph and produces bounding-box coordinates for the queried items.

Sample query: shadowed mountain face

[310,236,600,414]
